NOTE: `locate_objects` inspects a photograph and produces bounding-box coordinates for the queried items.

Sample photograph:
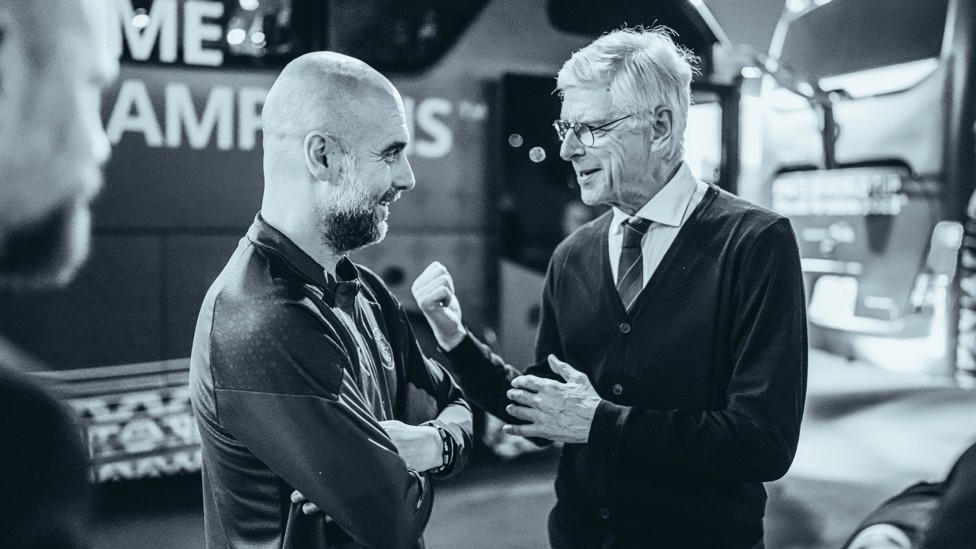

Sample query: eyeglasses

[552,114,633,147]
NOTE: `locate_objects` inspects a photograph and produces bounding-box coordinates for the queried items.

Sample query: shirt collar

[612,162,697,233]
[246,213,361,307]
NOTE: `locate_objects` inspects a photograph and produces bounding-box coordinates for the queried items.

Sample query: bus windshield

[777,0,948,80]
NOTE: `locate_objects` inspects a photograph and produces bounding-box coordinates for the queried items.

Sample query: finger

[511,375,550,392]
[412,275,444,301]
[416,273,454,300]
[290,490,304,503]
[420,286,454,310]
[442,268,455,293]
[411,262,447,293]
[413,279,452,307]
[506,404,543,422]
[506,388,540,407]
[548,354,580,383]
[302,502,320,515]
[503,423,546,439]
[419,264,454,294]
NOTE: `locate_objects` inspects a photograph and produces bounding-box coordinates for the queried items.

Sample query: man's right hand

[379,420,443,472]
[411,262,466,350]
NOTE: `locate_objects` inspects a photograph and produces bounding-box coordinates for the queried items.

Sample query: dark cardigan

[447,185,808,548]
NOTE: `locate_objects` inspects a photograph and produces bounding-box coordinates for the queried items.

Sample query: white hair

[556,26,700,159]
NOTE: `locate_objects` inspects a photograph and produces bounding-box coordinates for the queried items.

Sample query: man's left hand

[502,355,602,444]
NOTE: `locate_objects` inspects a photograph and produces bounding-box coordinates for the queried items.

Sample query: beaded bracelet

[424,422,455,474]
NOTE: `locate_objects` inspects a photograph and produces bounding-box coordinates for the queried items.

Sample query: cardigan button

[611,384,623,396]
[619,322,631,334]
[599,507,611,520]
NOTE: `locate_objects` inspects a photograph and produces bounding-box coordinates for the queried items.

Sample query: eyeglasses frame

[552,114,634,147]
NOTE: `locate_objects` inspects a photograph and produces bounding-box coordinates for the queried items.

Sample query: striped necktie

[616,217,652,310]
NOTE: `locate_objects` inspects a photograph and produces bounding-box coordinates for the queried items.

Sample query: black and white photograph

[1,0,974,547]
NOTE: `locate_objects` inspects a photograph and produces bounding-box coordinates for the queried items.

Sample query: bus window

[686,90,724,186]
[327,0,489,70]
[499,74,601,273]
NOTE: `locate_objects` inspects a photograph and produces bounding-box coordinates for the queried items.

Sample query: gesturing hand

[502,355,602,444]
[380,420,443,472]
[411,262,466,350]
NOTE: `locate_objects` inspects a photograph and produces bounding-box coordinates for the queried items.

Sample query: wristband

[423,422,456,473]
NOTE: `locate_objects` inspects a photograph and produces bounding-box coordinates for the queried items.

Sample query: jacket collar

[246,213,362,309]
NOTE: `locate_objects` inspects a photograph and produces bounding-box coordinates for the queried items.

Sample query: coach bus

[741,0,975,383]
[0,0,737,480]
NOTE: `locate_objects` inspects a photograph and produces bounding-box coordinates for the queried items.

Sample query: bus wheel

[957,214,976,387]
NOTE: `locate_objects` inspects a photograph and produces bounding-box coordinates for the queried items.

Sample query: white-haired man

[413,27,807,549]
[189,51,472,549]
[0,0,117,546]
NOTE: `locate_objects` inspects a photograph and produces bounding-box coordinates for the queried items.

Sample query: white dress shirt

[608,163,709,287]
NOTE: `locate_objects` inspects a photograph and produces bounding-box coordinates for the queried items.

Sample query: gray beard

[319,152,396,254]
[323,204,384,254]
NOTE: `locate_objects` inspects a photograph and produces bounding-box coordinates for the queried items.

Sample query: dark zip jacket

[190,215,472,549]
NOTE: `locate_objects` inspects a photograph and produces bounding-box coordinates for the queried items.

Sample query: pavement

[764,350,976,549]
[91,349,976,549]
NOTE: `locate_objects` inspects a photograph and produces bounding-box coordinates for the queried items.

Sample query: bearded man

[189,52,472,549]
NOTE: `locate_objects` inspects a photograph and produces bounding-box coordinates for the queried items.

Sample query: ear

[303,131,345,183]
[648,107,674,154]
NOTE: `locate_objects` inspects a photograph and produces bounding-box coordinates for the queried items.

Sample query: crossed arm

[213,296,471,548]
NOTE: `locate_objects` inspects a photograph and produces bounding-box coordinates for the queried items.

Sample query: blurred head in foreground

[0,0,117,290]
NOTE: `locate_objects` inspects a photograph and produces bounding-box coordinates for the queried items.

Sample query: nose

[559,132,585,162]
[394,157,416,191]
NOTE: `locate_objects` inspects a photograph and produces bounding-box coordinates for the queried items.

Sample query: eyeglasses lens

[554,121,596,147]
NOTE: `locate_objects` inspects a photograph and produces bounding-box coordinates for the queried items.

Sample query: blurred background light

[227,28,246,45]
[786,0,809,13]
[529,147,546,163]
[740,66,763,79]
[131,8,150,30]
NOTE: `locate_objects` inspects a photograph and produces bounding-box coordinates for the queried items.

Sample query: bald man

[189,52,473,549]
[0,0,117,546]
